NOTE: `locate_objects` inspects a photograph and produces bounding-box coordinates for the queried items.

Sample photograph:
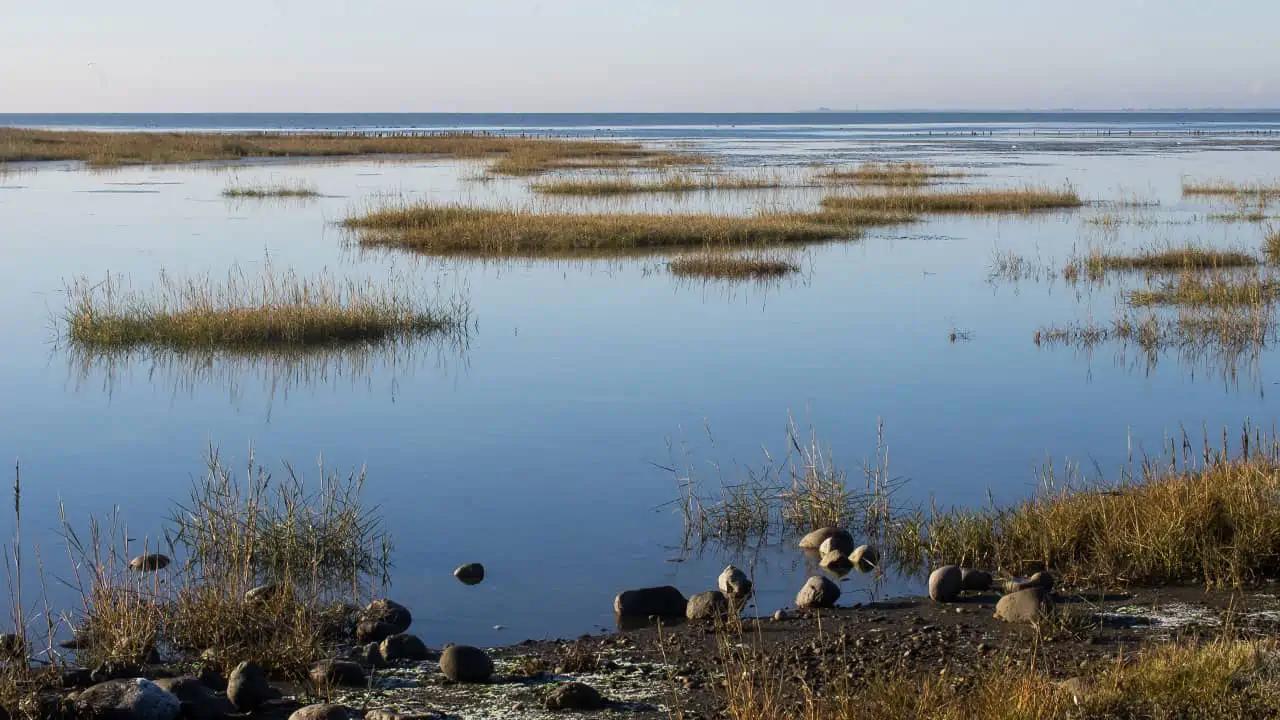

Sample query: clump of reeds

[819,161,968,187]
[1182,178,1280,198]
[1127,271,1280,307]
[821,186,1082,214]
[1266,226,1280,263]
[64,262,465,349]
[1078,245,1258,278]
[887,426,1280,587]
[342,202,900,256]
[531,172,785,196]
[668,252,799,280]
[222,179,320,198]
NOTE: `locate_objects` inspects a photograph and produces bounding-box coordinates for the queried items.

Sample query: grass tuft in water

[1182,178,1280,198]
[819,161,968,187]
[222,179,320,198]
[668,252,799,279]
[531,172,784,195]
[821,186,1081,214]
[1127,271,1280,307]
[1077,245,1259,278]
[1267,226,1280,264]
[64,262,465,350]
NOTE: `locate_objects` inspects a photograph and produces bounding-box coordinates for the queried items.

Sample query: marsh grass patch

[821,186,1082,214]
[668,252,800,280]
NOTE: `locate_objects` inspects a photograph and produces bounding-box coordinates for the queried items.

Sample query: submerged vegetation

[0,128,690,173]
[65,263,465,350]
[668,252,799,279]
[222,179,320,198]
[531,172,785,195]
[342,202,906,256]
[1182,178,1280,198]
[821,186,1081,214]
[819,161,967,186]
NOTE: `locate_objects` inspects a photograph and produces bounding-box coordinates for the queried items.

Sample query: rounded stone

[994,587,1054,623]
[819,533,855,556]
[797,527,850,550]
[439,645,493,683]
[928,565,963,603]
[227,660,272,712]
[545,681,606,710]
[453,563,485,585]
[820,550,853,572]
[289,704,359,720]
[613,586,687,618]
[309,659,367,688]
[359,599,412,634]
[379,633,429,663]
[960,568,993,592]
[795,576,840,609]
[717,565,752,599]
[244,583,285,605]
[685,591,731,622]
[355,621,401,644]
[151,676,233,720]
[73,678,180,720]
[850,545,879,571]
[128,554,171,572]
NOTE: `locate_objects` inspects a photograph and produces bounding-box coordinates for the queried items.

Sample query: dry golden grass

[222,179,320,198]
[820,161,968,186]
[65,263,464,349]
[1182,178,1280,198]
[1266,226,1280,264]
[342,202,905,256]
[531,172,784,196]
[1080,245,1258,277]
[821,186,1081,214]
[1127,271,1280,307]
[668,252,799,280]
[888,433,1280,586]
[0,127,689,172]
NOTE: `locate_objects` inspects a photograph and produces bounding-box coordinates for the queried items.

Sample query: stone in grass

[288,704,360,720]
[151,676,234,720]
[309,659,367,688]
[545,681,607,711]
[797,527,851,550]
[960,568,993,592]
[439,645,493,683]
[928,565,963,603]
[685,591,732,622]
[73,678,180,720]
[994,587,1055,624]
[453,563,485,585]
[128,553,171,572]
[380,633,430,663]
[613,586,687,618]
[360,599,412,634]
[795,576,840,609]
[227,661,272,712]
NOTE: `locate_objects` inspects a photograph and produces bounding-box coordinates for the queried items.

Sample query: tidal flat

[6,115,1280,717]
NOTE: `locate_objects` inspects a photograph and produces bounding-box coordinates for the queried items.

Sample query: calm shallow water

[2,115,1280,646]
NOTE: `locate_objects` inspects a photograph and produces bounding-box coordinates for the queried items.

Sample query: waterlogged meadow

[4,118,1280,673]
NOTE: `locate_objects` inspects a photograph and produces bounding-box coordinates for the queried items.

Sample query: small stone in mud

[850,545,879,571]
[227,661,272,712]
[289,704,359,720]
[718,565,753,600]
[960,568,993,592]
[310,659,367,688]
[380,633,430,663]
[796,576,840,609]
[545,681,607,710]
[686,591,731,622]
[128,553,171,572]
[613,586,687,618]
[453,563,485,585]
[365,711,438,720]
[439,645,493,683]
[798,526,850,550]
[928,566,963,603]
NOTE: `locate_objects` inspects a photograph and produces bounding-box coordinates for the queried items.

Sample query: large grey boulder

[798,527,851,550]
[960,568,993,592]
[928,565,963,603]
[995,587,1054,623]
[227,660,271,712]
[359,599,412,634]
[440,645,493,683]
[685,591,731,622]
[795,576,840,609]
[151,676,233,720]
[73,678,180,720]
[613,586,687,618]
[717,566,752,600]
[380,633,429,663]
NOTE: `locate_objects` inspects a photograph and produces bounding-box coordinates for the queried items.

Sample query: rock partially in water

[686,591,731,622]
[151,676,234,720]
[851,545,879,572]
[310,659,367,688]
[380,633,430,663]
[820,550,853,572]
[995,587,1054,623]
[613,586,687,619]
[360,599,412,634]
[453,563,485,585]
[929,566,963,603]
[960,568,993,592]
[718,565,752,600]
[128,554,171,572]
[795,576,840,609]
[798,527,850,550]
[439,645,493,683]
[545,681,607,710]
[74,678,180,720]
[819,533,854,556]
[227,660,272,712]
[289,704,360,720]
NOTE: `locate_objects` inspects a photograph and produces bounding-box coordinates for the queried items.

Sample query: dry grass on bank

[531,172,785,196]
[64,263,464,350]
[342,202,909,256]
[819,161,968,187]
[821,186,1082,214]
[0,127,691,172]
[668,252,799,279]
[1127,271,1280,307]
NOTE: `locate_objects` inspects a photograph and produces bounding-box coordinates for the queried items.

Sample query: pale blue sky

[4,0,1278,112]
